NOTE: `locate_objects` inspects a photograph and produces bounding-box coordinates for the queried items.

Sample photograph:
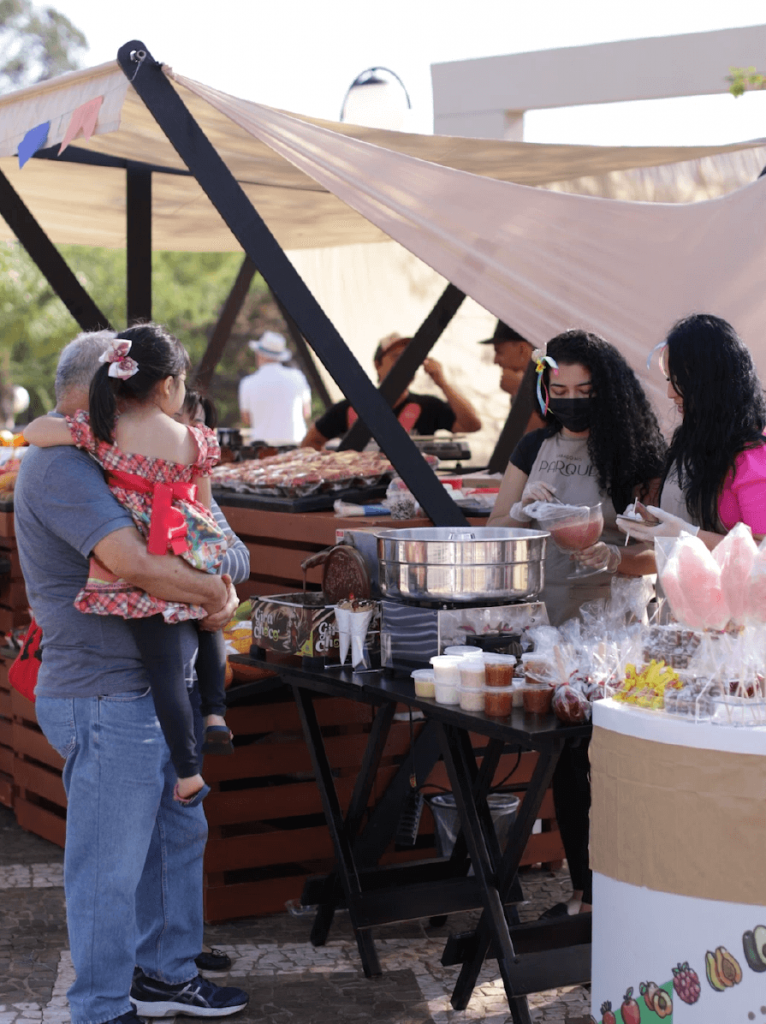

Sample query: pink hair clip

[98,339,139,380]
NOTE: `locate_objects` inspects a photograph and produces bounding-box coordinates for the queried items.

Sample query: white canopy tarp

[172,71,766,417]
[2,59,766,426]
[0,60,765,253]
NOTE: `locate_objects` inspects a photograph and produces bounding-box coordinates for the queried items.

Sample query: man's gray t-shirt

[15,445,197,697]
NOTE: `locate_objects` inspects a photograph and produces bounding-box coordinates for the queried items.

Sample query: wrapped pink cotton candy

[679,536,730,629]
[660,535,729,630]
[747,543,766,623]
[660,554,706,630]
[713,522,757,624]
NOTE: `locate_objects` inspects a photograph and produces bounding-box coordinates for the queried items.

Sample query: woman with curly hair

[620,313,766,546]
[489,328,667,920]
[490,328,667,624]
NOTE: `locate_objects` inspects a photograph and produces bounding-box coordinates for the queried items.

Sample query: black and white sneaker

[130,969,248,1018]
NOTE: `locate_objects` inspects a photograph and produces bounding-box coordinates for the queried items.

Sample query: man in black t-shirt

[301,333,481,449]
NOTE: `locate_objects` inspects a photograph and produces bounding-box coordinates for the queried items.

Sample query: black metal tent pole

[195,255,257,392]
[339,282,465,451]
[126,164,152,323]
[0,166,111,331]
[117,41,467,527]
[487,361,537,474]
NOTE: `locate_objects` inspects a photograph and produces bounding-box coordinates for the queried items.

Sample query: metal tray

[212,483,388,514]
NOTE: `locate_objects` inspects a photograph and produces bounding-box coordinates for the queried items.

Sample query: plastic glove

[617,505,699,542]
[573,542,622,573]
[509,501,533,521]
[521,480,556,505]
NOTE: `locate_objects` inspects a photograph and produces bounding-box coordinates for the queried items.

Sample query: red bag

[8,618,42,703]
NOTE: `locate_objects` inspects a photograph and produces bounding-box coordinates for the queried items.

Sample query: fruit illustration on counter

[652,990,672,1018]
[620,988,641,1024]
[640,980,659,1010]
[639,981,672,1018]
[672,961,701,1004]
[705,946,743,990]
[742,925,766,972]
[599,1001,616,1024]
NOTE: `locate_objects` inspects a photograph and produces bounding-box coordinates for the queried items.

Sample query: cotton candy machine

[333,527,550,672]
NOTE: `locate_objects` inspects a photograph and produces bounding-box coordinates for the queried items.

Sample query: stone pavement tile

[0,809,63,868]
[232,969,433,1024]
[0,802,594,1024]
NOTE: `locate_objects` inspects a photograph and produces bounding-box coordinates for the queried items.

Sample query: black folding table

[244,660,591,1022]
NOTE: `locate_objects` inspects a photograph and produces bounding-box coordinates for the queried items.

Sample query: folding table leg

[436,724,532,1022]
[292,685,381,977]
[451,742,563,1017]
[310,701,396,947]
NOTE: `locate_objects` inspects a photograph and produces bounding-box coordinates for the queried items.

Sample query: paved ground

[0,805,592,1024]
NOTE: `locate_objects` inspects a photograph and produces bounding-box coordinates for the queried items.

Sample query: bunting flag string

[58,95,103,155]
[17,122,49,168]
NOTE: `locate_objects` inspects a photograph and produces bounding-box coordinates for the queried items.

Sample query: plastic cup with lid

[411,668,435,699]
[484,684,515,717]
[483,653,516,688]
[430,655,462,704]
[458,683,486,712]
[459,657,486,688]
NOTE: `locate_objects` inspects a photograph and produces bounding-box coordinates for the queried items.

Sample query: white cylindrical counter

[590,698,766,1024]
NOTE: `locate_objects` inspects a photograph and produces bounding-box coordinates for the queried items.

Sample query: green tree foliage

[0,241,308,427]
[0,0,86,93]
[727,66,766,98]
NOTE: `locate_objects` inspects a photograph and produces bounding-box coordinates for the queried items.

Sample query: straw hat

[248,331,291,361]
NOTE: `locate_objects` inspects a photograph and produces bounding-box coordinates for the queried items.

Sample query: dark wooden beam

[0,166,111,331]
[33,143,191,176]
[126,164,152,324]
[117,41,467,527]
[195,255,257,392]
[488,359,537,474]
[339,282,465,451]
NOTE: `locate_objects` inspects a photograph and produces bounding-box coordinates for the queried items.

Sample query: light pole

[339,67,411,130]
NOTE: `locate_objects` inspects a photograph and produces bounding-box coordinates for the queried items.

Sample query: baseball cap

[478,321,531,346]
[373,332,410,364]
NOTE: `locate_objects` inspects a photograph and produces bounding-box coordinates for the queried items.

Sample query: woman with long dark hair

[622,313,766,545]
[490,328,667,623]
[489,328,667,919]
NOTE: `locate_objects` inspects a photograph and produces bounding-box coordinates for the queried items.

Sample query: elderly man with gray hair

[14,330,248,1024]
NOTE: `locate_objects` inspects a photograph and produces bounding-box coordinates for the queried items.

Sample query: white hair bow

[98,338,139,380]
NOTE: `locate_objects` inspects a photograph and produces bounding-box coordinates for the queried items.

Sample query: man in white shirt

[238,331,311,443]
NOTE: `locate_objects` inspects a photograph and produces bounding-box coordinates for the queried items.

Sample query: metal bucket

[377,527,548,604]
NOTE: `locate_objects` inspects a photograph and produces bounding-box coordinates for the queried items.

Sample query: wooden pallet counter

[1,498,566,923]
[214,500,438,601]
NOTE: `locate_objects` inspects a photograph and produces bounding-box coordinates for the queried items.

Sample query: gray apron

[526,433,622,626]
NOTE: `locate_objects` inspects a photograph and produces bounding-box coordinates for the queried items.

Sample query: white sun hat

[248,331,291,361]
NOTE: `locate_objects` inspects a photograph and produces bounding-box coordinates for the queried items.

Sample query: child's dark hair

[182,388,218,429]
[89,324,190,443]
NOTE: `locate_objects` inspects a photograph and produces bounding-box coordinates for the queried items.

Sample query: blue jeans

[36,688,208,1024]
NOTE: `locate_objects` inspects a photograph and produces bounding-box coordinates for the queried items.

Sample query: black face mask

[548,397,592,433]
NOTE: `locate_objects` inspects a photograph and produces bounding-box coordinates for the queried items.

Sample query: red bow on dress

[107,469,198,556]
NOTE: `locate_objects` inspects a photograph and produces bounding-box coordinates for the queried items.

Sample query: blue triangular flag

[18,122,50,168]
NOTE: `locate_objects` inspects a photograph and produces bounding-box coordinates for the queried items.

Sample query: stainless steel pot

[377,527,548,604]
